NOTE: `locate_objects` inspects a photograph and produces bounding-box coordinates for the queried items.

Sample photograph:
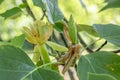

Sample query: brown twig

[95,40,107,51]
[77,33,93,53]
[52,30,59,43]
[60,33,69,47]
[68,69,75,80]
[22,0,36,20]
[40,9,46,20]
[63,18,68,23]
[112,50,120,53]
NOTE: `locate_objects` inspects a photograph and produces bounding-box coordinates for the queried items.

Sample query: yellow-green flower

[23,20,53,45]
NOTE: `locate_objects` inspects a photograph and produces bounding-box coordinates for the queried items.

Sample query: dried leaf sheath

[58,44,80,74]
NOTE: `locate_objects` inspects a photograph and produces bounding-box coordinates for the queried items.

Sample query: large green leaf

[68,15,77,44]
[88,73,117,80]
[11,34,25,48]
[93,24,120,46]
[43,0,64,23]
[100,0,120,12]
[77,51,120,80]
[77,24,98,36]
[0,7,22,19]
[0,45,63,80]
[32,0,45,10]
[46,41,68,52]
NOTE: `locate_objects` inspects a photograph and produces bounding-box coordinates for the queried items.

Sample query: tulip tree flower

[23,20,53,45]
[23,20,53,64]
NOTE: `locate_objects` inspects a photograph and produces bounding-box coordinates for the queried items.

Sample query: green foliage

[11,34,25,48]
[77,51,120,80]
[88,73,117,80]
[0,7,22,19]
[43,0,64,23]
[77,24,98,36]
[93,24,120,46]
[0,34,25,48]
[100,0,120,11]
[46,41,68,52]
[0,0,120,80]
[0,45,63,80]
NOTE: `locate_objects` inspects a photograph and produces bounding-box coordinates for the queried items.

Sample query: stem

[38,44,51,64]
[112,50,120,53]
[40,9,46,20]
[80,38,100,54]
[95,40,107,51]
[63,18,68,23]
[22,0,36,20]
[77,33,93,53]
[68,69,75,80]
[60,33,69,47]
[53,30,59,43]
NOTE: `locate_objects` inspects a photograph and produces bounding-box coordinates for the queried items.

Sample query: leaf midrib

[84,56,96,73]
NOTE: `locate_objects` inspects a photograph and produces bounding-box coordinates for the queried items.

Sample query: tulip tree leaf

[46,41,68,52]
[11,34,25,48]
[100,0,120,12]
[93,24,120,46]
[77,51,120,80]
[0,7,22,19]
[43,0,64,23]
[77,24,98,36]
[88,73,117,80]
[0,45,63,80]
